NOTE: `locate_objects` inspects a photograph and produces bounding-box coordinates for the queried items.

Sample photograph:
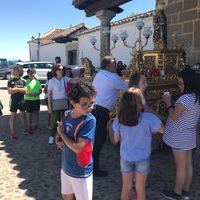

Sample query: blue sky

[0,0,155,61]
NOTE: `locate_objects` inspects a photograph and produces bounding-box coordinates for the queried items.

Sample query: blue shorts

[120,159,150,173]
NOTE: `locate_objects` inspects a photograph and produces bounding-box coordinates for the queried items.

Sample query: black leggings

[51,110,65,137]
[92,105,110,169]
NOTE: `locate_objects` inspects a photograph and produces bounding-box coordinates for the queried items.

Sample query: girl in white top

[47,65,70,144]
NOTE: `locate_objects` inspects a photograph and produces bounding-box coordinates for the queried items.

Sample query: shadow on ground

[0,112,200,200]
[0,111,61,200]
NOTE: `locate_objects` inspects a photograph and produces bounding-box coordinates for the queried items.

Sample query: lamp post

[119,19,152,71]
[90,33,119,54]
[30,36,35,61]
[37,33,41,61]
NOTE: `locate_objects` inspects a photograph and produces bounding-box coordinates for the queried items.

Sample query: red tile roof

[40,29,66,40]
[30,23,87,43]
[53,23,87,40]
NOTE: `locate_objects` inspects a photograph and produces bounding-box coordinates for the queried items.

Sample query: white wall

[29,41,66,64]
[29,42,38,61]
[29,41,79,66]
[78,16,154,68]
[39,42,66,64]
[79,31,100,68]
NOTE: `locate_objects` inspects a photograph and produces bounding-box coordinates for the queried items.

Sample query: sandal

[28,127,33,134]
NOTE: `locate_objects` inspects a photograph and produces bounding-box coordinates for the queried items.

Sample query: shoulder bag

[52,78,68,111]
[64,111,93,168]
[74,120,93,168]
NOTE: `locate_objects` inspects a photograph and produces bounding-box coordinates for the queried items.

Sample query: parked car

[0,58,23,79]
[7,59,22,67]
[19,61,55,84]
[0,58,9,79]
[6,61,55,84]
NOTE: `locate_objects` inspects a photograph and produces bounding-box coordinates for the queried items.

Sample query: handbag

[74,120,93,168]
[62,111,93,168]
[52,98,68,111]
[51,77,69,111]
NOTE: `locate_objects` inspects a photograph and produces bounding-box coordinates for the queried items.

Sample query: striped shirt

[163,94,200,150]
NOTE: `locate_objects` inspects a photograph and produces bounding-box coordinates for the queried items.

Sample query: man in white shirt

[92,56,128,177]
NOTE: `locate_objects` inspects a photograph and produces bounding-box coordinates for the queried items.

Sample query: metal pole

[37,33,40,61]
[139,29,142,51]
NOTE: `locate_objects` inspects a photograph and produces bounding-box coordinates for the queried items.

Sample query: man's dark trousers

[92,105,110,170]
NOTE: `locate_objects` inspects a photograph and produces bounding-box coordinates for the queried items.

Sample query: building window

[68,50,77,65]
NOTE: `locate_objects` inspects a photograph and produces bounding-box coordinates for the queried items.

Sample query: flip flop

[11,132,18,139]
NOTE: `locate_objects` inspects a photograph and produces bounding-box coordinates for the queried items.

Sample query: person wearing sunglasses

[56,81,96,200]
[48,65,70,144]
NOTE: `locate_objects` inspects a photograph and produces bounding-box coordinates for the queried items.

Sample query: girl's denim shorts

[120,158,150,173]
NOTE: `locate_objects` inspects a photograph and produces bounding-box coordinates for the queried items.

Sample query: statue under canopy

[153,0,168,50]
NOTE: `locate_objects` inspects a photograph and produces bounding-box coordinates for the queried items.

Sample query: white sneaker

[48,136,54,144]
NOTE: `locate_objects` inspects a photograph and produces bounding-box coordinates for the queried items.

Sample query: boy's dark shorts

[10,99,26,113]
[44,98,48,105]
[25,100,40,113]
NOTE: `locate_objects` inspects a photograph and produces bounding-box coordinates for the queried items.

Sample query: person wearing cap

[48,65,71,144]
[92,55,128,177]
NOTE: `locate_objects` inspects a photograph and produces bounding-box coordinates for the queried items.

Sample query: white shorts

[61,169,93,200]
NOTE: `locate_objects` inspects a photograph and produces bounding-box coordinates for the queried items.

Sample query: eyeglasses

[57,68,64,71]
[79,102,95,109]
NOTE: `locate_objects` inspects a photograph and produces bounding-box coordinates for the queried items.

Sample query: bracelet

[167,105,174,110]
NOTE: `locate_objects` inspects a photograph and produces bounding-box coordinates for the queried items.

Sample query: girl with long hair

[113,91,164,200]
[161,67,200,200]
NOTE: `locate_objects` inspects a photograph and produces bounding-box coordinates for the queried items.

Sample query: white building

[28,24,87,66]
[28,11,154,68]
[78,11,154,68]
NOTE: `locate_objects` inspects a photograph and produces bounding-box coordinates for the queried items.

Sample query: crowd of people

[0,55,200,200]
